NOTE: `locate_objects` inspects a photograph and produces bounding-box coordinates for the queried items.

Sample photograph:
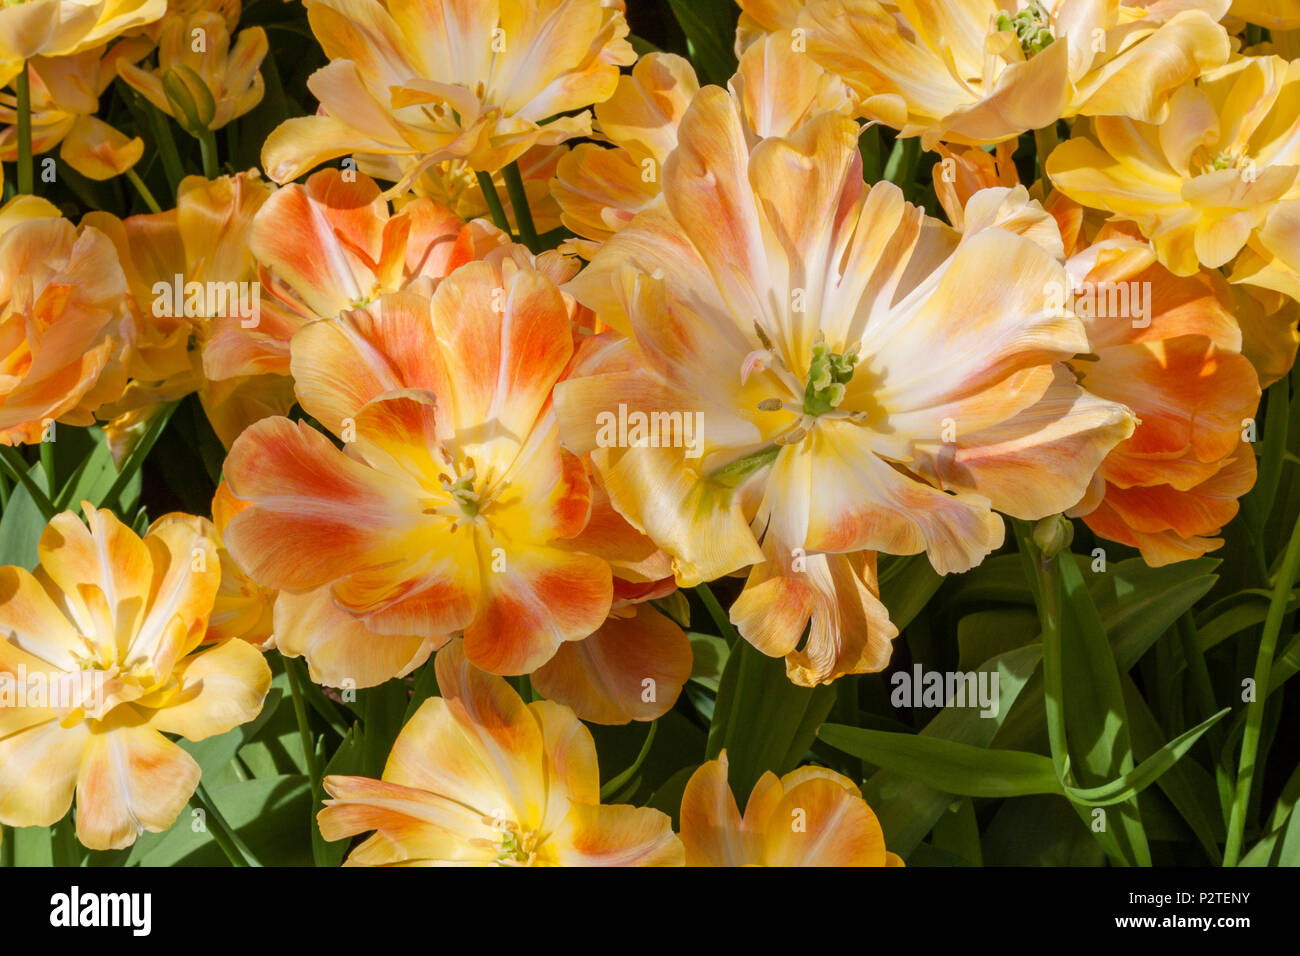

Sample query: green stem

[1178,612,1232,824]
[198,127,219,180]
[501,161,539,252]
[95,401,177,511]
[146,99,186,194]
[474,170,512,236]
[1016,522,1070,782]
[285,657,321,788]
[190,784,261,867]
[883,136,922,196]
[696,582,741,647]
[1034,123,1059,184]
[0,445,55,520]
[15,62,32,195]
[39,438,54,492]
[600,721,658,800]
[125,167,163,213]
[1224,510,1300,865]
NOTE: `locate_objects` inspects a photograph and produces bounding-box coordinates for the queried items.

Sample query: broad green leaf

[666,0,738,86]
[819,723,1062,798]
[879,553,944,630]
[1063,707,1228,807]
[687,631,729,692]
[707,638,834,801]
[0,460,50,568]
[956,607,1039,672]
[867,643,1041,856]
[133,776,313,867]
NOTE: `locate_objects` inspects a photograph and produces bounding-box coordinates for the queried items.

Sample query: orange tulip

[1063,222,1262,564]
[0,211,132,446]
[86,171,295,463]
[223,262,613,677]
[205,168,556,385]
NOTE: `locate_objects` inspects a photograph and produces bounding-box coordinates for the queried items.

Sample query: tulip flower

[118,12,267,135]
[0,211,132,446]
[0,0,164,87]
[555,89,1135,684]
[86,171,295,464]
[679,752,903,866]
[0,506,271,850]
[205,168,554,385]
[553,34,852,257]
[260,0,635,188]
[1062,223,1262,564]
[1047,55,1300,293]
[0,39,152,180]
[222,262,614,676]
[1231,0,1300,29]
[317,641,683,865]
[762,0,1231,147]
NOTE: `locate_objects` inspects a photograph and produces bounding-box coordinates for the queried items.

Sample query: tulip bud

[1032,514,1075,559]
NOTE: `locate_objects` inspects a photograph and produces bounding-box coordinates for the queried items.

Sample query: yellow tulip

[1231,0,1300,29]
[555,89,1135,684]
[261,0,635,187]
[757,0,1231,147]
[0,39,152,179]
[0,506,271,850]
[0,0,164,86]
[679,753,904,866]
[86,171,295,464]
[318,640,683,865]
[1047,55,1300,295]
[118,11,267,133]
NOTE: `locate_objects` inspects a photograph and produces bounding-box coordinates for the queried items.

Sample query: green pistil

[440,471,480,517]
[802,343,858,417]
[996,2,1054,56]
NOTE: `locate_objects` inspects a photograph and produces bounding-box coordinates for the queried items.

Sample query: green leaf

[820,723,1062,798]
[706,638,835,801]
[879,553,944,630]
[1020,528,1150,866]
[665,0,738,86]
[1122,677,1224,864]
[956,607,1039,672]
[1093,557,1220,671]
[600,721,658,801]
[133,776,313,867]
[9,825,54,866]
[1063,707,1229,807]
[687,631,729,692]
[867,643,1041,857]
[0,459,50,568]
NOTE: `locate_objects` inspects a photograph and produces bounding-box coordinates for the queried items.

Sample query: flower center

[996,1,1054,56]
[495,821,539,866]
[802,342,858,416]
[439,461,481,518]
[1194,147,1249,176]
